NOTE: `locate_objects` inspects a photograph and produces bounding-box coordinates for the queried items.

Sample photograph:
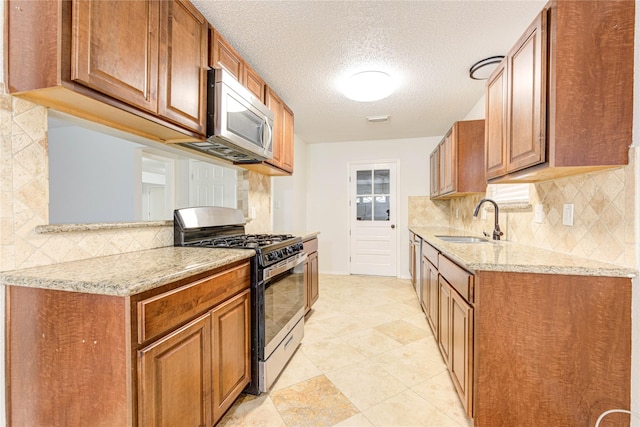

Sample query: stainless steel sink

[435,235,490,243]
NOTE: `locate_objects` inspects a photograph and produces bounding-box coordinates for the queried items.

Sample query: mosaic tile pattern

[245,170,272,234]
[414,150,638,267]
[218,274,471,427]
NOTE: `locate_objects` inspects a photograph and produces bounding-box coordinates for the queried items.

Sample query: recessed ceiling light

[343,71,394,102]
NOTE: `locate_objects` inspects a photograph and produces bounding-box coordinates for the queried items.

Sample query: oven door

[263,253,307,359]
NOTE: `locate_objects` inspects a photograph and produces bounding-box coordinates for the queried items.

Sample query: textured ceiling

[190,0,547,143]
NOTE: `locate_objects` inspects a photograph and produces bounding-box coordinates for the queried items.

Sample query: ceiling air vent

[366,115,390,124]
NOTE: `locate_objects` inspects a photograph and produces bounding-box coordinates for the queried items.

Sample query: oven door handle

[263,252,307,282]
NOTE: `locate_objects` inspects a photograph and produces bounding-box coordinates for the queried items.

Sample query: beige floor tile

[270,349,322,392]
[217,393,286,427]
[270,375,359,427]
[332,413,375,426]
[412,371,473,427]
[301,338,367,372]
[324,359,408,411]
[371,338,447,387]
[335,328,403,358]
[362,389,461,427]
[374,319,430,344]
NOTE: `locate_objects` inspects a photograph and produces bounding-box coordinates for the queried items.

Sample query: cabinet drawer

[138,262,251,344]
[438,255,473,303]
[422,242,439,267]
[303,237,318,254]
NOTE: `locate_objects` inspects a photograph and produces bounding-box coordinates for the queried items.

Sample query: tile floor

[218,274,473,427]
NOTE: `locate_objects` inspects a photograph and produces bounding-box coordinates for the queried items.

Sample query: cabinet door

[420,255,429,315]
[507,12,547,173]
[71,0,159,113]
[158,0,208,135]
[450,289,473,418]
[139,314,212,427]
[265,87,284,168]
[409,239,416,286]
[211,289,251,424]
[309,251,319,307]
[244,64,266,102]
[281,105,295,173]
[438,276,452,367]
[424,260,439,338]
[439,131,454,194]
[211,29,243,81]
[485,60,508,179]
[304,251,320,312]
[429,148,440,198]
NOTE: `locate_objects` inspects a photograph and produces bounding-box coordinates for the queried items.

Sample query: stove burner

[187,234,295,249]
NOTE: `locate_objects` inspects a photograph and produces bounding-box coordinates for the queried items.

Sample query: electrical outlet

[481,208,487,220]
[534,204,544,223]
[456,208,459,219]
[250,206,257,219]
[562,204,574,226]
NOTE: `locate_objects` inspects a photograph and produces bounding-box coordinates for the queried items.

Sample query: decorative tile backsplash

[0,86,272,272]
[412,149,637,267]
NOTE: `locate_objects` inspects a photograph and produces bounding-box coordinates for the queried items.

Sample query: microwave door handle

[262,118,273,152]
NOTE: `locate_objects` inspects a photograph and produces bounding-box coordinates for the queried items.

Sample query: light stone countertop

[410,226,637,278]
[0,247,255,296]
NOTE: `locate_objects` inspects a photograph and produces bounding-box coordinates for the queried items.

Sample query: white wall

[272,135,308,233]
[306,136,440,276]
[48,125,142,224]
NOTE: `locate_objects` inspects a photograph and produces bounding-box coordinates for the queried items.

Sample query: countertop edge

[0,247,256,296]
[410,226,638,279]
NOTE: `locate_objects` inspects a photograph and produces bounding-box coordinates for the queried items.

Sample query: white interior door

[189,160,237,207]
[143,185,166,221]
[349,161,398,276]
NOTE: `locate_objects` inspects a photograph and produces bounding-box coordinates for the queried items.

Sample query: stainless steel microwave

[180,68,274,163]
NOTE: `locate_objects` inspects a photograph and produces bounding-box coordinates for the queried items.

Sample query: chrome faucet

[473,198,504,241]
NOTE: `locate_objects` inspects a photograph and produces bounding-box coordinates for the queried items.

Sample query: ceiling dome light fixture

[343,71,394,102]
[469,56,505,80]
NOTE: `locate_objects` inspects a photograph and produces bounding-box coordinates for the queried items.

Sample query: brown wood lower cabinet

[211,289,251,422]
[141,288,251,426]
[449,289,473,417]
[412,235,632,425]
[303,236,319,314]
[6,260,251,427]
[437,276,452,367]
[139,314,213,427]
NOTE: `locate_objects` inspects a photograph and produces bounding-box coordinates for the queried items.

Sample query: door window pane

[374,196,390,221]
[356,170,372,195]
[374,169,390,194]
[356,196,372,221]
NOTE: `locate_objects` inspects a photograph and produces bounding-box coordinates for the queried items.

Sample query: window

[486,183,530,206]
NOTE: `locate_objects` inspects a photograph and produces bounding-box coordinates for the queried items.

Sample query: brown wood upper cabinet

[210,27,266,102]
[430,120,485,199]
[7,0,208,142]
[485,0,634,183]
[209,27,294,175]
[158,0,208,135]
[242,86,295,176]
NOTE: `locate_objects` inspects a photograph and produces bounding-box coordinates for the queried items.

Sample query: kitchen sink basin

[435,235,491,243]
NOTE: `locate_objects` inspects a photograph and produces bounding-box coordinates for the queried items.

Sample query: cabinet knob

[391,224,396,229]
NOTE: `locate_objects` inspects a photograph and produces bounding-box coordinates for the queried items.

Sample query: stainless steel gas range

[173,206,305,394]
